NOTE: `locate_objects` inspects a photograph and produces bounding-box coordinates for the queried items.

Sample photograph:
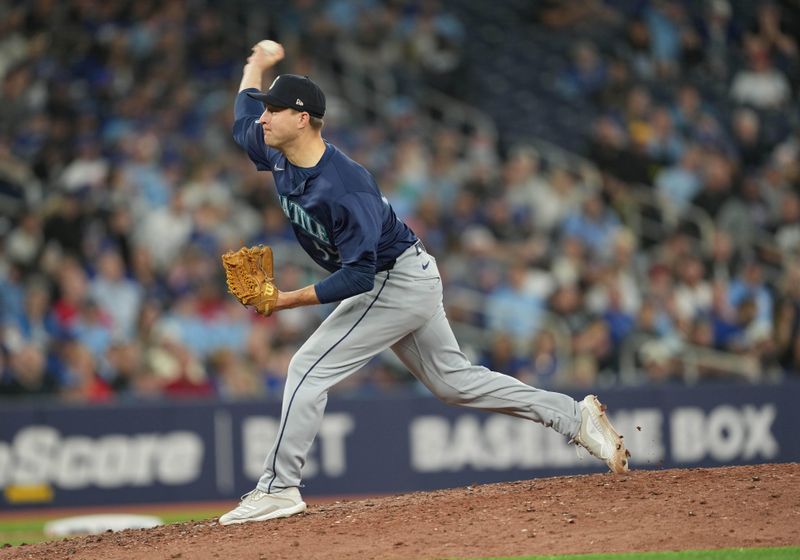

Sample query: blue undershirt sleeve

[314,262,376,304]
[313,192,383,303]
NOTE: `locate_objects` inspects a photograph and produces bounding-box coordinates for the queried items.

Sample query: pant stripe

[267,272,391,492]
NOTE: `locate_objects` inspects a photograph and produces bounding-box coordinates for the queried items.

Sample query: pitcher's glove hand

[221,245,279,316]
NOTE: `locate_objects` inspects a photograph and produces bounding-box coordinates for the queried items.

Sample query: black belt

[377,239,425,272]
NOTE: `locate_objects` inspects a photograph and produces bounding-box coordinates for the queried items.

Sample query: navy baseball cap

[247,74,326,118]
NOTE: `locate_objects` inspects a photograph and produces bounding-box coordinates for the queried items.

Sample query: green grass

[0,519,44,548]
[0,509,224,547]
[483,548,800,560]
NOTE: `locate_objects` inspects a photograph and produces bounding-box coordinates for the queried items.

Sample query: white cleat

[219,487,307,526]
[573,394,630,473]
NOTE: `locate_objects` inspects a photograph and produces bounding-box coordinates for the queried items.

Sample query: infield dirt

[2,463,797,560]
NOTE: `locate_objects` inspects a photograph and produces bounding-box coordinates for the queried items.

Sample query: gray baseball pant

[258,242,582,492]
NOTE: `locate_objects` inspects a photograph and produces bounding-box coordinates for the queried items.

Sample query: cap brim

[246,91,288,108]
[245,91,323,117]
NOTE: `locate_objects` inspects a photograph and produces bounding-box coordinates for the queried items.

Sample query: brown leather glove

[221,245,279,316]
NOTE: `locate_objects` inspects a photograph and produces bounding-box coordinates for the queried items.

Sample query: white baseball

[258,40,281,56]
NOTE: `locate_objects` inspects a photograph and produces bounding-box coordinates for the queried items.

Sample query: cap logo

[296,98,304,106]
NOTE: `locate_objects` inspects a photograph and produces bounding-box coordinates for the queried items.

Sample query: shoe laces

[240,489,267,503]
[570,436,588,460]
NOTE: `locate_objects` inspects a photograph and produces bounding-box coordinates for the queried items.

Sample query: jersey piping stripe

[267,272,391,493]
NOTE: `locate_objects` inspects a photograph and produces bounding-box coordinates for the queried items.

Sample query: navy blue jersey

[233,90,417,301]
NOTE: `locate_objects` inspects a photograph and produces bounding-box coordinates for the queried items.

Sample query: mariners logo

[279,195,330,244]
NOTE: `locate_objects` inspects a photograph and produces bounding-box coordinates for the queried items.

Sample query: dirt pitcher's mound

[3,463,798,560]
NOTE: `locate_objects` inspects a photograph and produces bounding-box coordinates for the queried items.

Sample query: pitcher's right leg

[391,303,582,438]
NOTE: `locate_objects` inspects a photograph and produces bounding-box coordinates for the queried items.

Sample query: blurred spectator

[599,57,634,110]
[532,168,582,235]
[485,262,547,339]
[645,106,683,165]
[426,128,469,207]
[561,191,621,259]
[691,152,735,220]
[4,211,43,271]
[775,264,800,375]
[548,281,613,374]
[622,86,654,146]
[408,195,446,255]
[208,348,264,400]
[0,135,40,211]
[59,340,113,403]
[480,333,529,380]
[730,108,770,171]
[104,339,144,393]
[709,281,737,348]
[630,299,675,342]
[730,36,791,109]
[103,205,136,270]
[146,321,213,398]
[599,282,636,351]
[520,330,560,388]
[638,334,681,384]
[655,143,703,221]
[621,17,656,80]
[550,236,587,288]
[0,343,58,397]
[51,257,90,332]
[0,65,42,138]
[586,228,642,317]
[43,192,87,258]
[182,162,232,211]
[0,261,24,331]
[71,298,113,359]
[89,247,143,339]
[670,85,714,139]
[557,41,607,99]
[747,2,798,75]
[690,0,741,79]
[482,198,528,243]
[718,296,772,378]
[717,173,772,251]
[644,0,686,78]
[758,159,794,218]
[501,147,544,229]
[705,230,740,283]
[727,259,774,326]
[771,191,800,261]
[4,276,57,349]
[565,353,600,388]
[531,0,621,30]
[673,255,713,327]
[58,139,109,193]
[134,189,193,272]
[588,113,652,185]
[405,0,466,95]
[119,132,173,211]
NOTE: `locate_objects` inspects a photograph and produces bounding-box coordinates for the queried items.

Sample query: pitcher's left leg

[258,270,439,492]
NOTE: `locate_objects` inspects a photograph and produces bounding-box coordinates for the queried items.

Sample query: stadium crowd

[0,0,798,403]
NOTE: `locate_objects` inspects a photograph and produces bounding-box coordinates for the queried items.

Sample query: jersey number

[313,241,341,265]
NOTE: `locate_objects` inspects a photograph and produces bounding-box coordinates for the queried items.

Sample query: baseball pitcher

[219,41,629,526]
